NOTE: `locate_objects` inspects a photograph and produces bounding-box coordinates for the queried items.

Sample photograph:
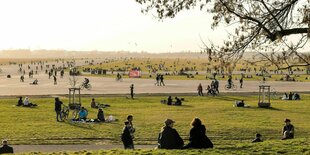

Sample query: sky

[0,0,227,53]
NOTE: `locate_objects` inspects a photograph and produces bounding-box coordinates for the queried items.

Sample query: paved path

[12,144,156,153]
[0,62,309,96]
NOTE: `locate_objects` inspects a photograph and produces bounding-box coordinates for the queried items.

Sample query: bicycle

[115,77,123,82]
[60,105,69,121]
[80,83,92,90]
[271,88,279,100]
[224,83,237,90]
[71,104,81,119]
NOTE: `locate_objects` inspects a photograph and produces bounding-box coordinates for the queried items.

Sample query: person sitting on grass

[121,121,134,149]
[78,107,88,121]
[293,93,301,100]
[167,96,172,105]
[91,98,98,108]
[282,119,294,140]
[16,96,23,106]
[282,93,288,100]
[158,119,184,149]
[174,97,182,106]
[97,108,105,122]
[252,133,263,143]
[0,140,13,154]
[183,118,213,149]
[23,97,37,107]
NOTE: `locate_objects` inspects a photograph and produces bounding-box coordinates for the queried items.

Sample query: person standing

[121,121,134,149]
[239,77,243,88]
[130,84,134,99]
[0,140,13,154]
[197,83,203,96]
[55,97,63,122]
[127,115,135,139]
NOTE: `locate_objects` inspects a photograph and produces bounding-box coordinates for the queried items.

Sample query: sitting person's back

[79,107,88,120]
[17,97,23,106]
[91,98,97,108]
[167,96,172,105]
[158,119,184,149]
[0,140,13,154]
[235,100,245,107]
[97,108,105,122]
[293,93,300,100]
[174,97,182,106]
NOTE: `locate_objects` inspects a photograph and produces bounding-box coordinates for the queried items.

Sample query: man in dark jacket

[121,121,134,149]
[0,140,13,154]
[282,119,294,140]
[55,97,63,122]
[158,119,184,149]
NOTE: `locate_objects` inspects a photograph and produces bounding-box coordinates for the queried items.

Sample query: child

[121,121,134,149]
[252,133,263,143]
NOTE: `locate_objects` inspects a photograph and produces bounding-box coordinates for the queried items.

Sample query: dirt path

[13,144,156,153]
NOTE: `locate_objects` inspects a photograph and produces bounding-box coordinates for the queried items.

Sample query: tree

[136,0,310,71]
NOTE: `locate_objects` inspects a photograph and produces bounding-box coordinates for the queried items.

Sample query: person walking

[197,83,203,96]
[55,97,63,122]
[240,77,243,88]
[53,75,57,85]
[160,75,165,86]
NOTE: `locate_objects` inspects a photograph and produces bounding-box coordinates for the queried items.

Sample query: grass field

[80,57,309,74]
[1,94,310,147]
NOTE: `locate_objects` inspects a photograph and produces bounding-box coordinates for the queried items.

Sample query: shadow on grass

[63,121,97,130]
[256,107,284,111]
[212,96,245,102]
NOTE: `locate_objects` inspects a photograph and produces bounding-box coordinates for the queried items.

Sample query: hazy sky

[0,0,228,53]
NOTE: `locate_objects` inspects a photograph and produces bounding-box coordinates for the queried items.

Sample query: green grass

[1,94,310,146]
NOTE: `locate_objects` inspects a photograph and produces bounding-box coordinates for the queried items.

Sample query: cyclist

[83,78,90,86]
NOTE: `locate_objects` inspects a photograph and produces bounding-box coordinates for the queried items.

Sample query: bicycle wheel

[232,84,237,90]
[72,110,78,119]
[86,84,92,90]
[224,84,229,90]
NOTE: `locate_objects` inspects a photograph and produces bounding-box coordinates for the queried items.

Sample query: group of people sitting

[71,98,114,123]
[282,92,301,100]
[161,96,183,106]
[16,97,37,107]
[252,118,295,142]
[90,98,110,109]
